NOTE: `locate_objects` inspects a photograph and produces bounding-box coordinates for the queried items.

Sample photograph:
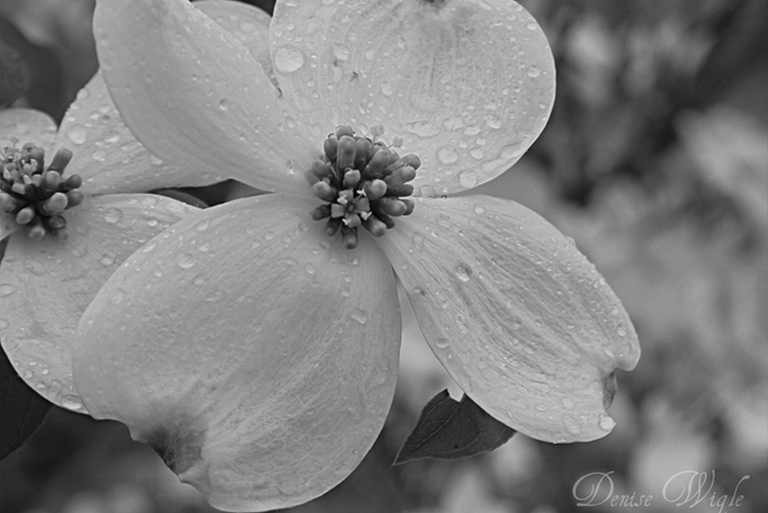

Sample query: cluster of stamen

[1,141,83,239]
[309,125,419,249]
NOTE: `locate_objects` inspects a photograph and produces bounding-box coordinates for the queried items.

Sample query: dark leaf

[0,343,52,461]
[394,390,515,465]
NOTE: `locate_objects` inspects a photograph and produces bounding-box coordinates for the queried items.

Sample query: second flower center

[1,141,83,239]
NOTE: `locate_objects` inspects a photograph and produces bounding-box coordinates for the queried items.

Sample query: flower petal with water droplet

[374,195,640,442]
[57,70,225,195]
[73,194,400,511]
[0,194,197,413]
[195,0,278,89]
[0,108,57,157]
[270,0,555,194]
[93,0,317,194]
[1,213,18,241]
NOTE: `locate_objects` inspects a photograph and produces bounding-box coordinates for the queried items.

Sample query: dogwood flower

[0,70,219,412]
[73,0,640,511]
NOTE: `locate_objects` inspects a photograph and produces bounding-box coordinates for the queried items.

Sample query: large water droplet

[103,207,123,224]
[1,283,19,297]
[435,338,450,349]
[176,253,196,270]
[526,65,541,78]
[598,415,615,431]
[67,126,87,145]
[455,262,473,282]
[473,203,486,215]
[458,170,477,188]
[351,308,368,325]
[100,252,116,266]
[274,46,305,73]
[380,82,393,96]
[333,44,351,61]
[437,146,459,164]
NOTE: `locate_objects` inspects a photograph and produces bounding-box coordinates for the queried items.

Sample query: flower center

[309,125,418,249]
[1,141,83,239]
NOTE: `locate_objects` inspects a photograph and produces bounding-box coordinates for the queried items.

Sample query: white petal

[195,0,276,86]
[270,0,555,194]
[57,70,225,195]
[375,196,640,442]
[93,0,318,193]
[0,107,57,156]
[1,213,18,240]
[73,194,401,511]
[0,194,198,413]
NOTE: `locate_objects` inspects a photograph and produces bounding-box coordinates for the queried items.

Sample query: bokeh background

[1,0,766,512]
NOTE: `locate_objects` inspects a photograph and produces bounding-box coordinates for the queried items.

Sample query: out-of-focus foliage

[0,0,765,512]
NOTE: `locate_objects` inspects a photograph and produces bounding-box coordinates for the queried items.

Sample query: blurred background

[1,0,766,512]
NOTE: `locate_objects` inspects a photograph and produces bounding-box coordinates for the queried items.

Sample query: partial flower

[75,0,640,511]
[0,70,220,412]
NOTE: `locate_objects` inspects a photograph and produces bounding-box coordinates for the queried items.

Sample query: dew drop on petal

[67,126,87,145]
[0,283,16,297]
[458,170,478,188]
[437,146,460,165]
[333,44,351,61]
[274,46,305,73]
[599,415,615,431]
[351,308,368,325]
[455,263,472,282]
[176,253,196,270]
[218,99,230,112]
[473,203,486,215]
[526,65,541,78]
[380,82,393,96]
[103,207,123,224]
[435,338,450,349]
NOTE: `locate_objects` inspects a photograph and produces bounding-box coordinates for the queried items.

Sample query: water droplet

[141,242,158,253]
[176,253,196,269]
[274,45,305,73]
[526,65,541,78]
[473,203,486,215]
[437,146,459,164]
[104,207,123,224]
[92,150,106,162]
[218,99,229,111]
[111,288,126,304]
[616,323,627,337]
[562,398,575,410]
[564,416,581,435]
[100,252,116,266]
[455,262,472,282]
[67,126,87,145]
[380,82,393,96]
[0,285,20,301]
[264,231,275,241]
[333,44,351,61]
[458,170,477,188]
[435,338,450,349]
[351,308,368,325]
[470,148,485,160]
[305,264,315,275]
[195,219,209,231]
[599,415,615,431]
